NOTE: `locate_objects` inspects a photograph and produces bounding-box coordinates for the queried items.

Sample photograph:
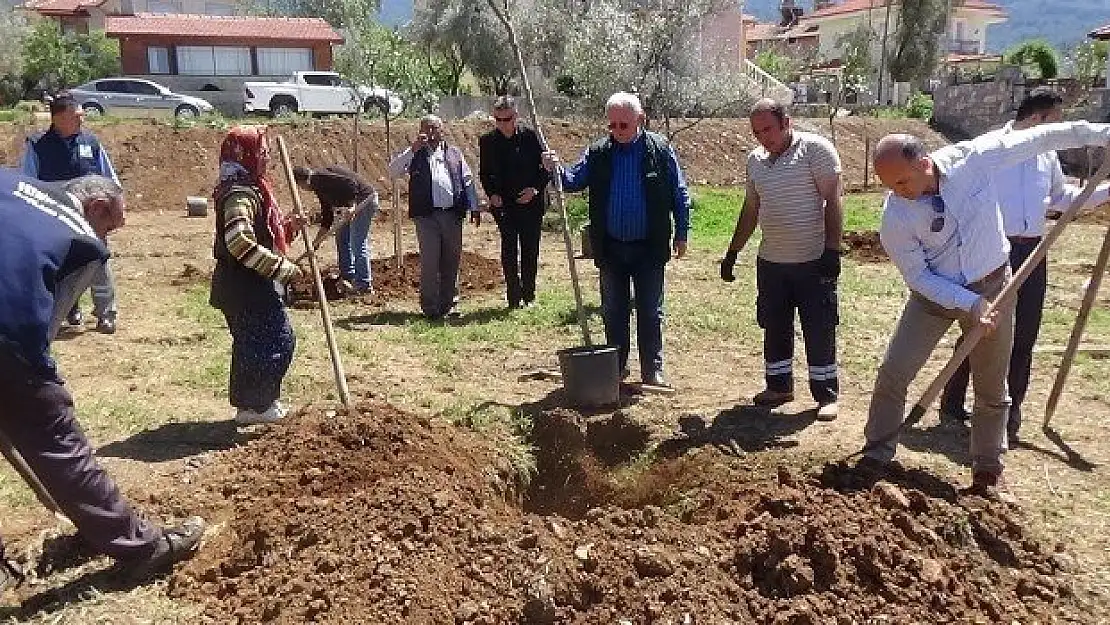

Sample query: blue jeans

[336,199,376,290]
[598,239,666,378]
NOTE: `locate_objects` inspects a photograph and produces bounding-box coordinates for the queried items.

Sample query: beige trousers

[863,266,1014,474]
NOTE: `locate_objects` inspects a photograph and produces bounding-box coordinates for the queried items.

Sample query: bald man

[860,121,1110,497]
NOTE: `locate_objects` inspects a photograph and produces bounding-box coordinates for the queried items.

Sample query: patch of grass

[440,400,537,488]
[842,193,885,232]
[175,284,225,327]
[0,466,40,511]
[689,187,741,247]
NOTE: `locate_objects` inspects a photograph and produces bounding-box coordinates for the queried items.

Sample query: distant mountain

[379,0,412,26]
[742,0,1110,54]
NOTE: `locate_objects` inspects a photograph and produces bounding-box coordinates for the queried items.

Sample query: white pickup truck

[243,71,404,117]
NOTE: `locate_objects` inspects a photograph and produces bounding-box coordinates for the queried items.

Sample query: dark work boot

[127,516,206,581]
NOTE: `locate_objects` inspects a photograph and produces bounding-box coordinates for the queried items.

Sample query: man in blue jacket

[0,171,203,591]
[22,92,122,334]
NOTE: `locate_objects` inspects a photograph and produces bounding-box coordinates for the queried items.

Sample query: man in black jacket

[479,96,551,309]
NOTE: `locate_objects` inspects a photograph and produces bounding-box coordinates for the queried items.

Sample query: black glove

[720,249,739,282]
[818,248,841,279]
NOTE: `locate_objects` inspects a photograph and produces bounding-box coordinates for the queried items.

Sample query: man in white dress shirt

[860,120,1110,496]
[940,88,1110,443]
[388,115,480,319]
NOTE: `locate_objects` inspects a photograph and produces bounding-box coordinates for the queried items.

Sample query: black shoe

[128,516,205,581]
[642,370,670,388]
[67,308,83,327]
[96,316,116,334]
[939,405,971,424]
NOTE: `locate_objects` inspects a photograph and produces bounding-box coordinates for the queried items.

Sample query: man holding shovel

[292,165,380,295]
[862,120,1110,497]
[542,91,691,388]
[938,88,1110,444]
[0,172,204,591]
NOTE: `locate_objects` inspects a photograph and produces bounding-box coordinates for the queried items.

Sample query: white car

[243,71,404,117]
[68,78,215,118]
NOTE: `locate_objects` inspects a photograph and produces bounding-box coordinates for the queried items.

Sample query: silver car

[69,78,215,119]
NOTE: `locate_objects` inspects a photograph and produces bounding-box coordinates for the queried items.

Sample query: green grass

[175,284,225,327]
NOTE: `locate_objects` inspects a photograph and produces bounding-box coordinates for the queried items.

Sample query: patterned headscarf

[213,125,288,254]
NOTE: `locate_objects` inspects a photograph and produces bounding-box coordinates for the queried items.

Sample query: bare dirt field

[0,117,1108,624]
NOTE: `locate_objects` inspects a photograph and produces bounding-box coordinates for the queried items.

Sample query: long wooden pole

[1044,223,1110,428]
[860,149,1110,455]
[275,135,352,408]
[485,0,592,346]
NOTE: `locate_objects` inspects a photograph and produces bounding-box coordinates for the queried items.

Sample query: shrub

[904,93,934,120]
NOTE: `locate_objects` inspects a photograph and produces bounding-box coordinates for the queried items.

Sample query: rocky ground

[164,402,1088,624]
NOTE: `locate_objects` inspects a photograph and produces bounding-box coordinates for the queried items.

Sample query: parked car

[68,78,216,119]
[243,71,404,117]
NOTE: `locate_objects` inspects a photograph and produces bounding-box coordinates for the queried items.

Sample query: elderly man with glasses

[479,96,550,309]
[860,120,1110,498]
[542,91,691,388]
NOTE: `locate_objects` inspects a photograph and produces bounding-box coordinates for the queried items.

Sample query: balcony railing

[948,39,983,55]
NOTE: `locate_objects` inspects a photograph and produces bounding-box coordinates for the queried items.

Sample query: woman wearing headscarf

[209,126,302,425]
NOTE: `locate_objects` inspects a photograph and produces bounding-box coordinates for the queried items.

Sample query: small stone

[1051,552,1078,573]
[642,505,663,528]
[517,533,539,549]
[547,520,568,539]
[455,600,480,623]
[874,482,910,510]
[633,547,675,578]
[919,557,944,585]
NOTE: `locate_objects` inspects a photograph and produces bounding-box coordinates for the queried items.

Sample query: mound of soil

[286,252,502,306]
[843,230,887,263]
[169,403,1085,624]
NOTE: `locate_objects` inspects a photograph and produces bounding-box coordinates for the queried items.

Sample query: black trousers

[0,346,161,562]
[492,206,544,306]
[941,237,1046,433]
[756,257,839,404]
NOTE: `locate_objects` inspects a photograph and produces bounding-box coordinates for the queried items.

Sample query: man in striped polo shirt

[721,99,844,420]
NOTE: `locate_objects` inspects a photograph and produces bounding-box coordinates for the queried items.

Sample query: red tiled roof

[808,0,1005,20]
[23,0,103,15]
[104,13,343,43]
[746,22,818,42]
[1091,24,1110,40]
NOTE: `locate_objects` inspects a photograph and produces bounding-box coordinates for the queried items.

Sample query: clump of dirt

[168,403,1086,624]
[169,262,211,286]
[286,252,502,306]
[843,230,888,262]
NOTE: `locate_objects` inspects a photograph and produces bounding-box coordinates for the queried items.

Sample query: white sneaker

[235,402,286,425]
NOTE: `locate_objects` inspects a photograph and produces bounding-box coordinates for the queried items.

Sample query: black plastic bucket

[557,344,620,407]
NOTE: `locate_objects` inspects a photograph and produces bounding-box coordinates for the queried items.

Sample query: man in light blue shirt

[940,88,1110,443]
[860,120,1110,497]
[542,92,690,388]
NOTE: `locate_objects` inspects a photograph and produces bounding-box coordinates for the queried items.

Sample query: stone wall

[932,65,1023,138]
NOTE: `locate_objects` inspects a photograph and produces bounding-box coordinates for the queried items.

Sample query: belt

[1008,235,1041,244]
[967,262,1008,292]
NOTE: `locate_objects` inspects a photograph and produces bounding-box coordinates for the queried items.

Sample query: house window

[147,46,170,74]
[177,46,251,75]
[257,48,313,76]
[205,2,234,14]
[148,0,183,12]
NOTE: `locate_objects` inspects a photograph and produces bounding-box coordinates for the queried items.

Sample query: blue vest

[29,128,105,182]
[0,168,108,376]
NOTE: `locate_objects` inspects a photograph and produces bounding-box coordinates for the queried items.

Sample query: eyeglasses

[929,195,945,233]
[494,115,515,122]
[608,122,631,130]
